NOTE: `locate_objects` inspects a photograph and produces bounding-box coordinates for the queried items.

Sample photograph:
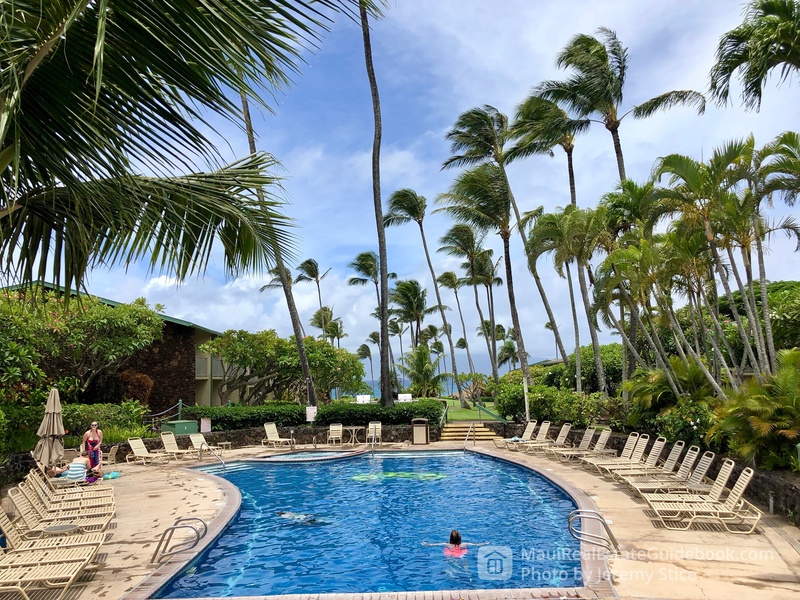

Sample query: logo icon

[477,545,513,580]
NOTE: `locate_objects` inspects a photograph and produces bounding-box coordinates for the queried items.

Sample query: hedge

[183,404,306,430]
[311,399,444,426]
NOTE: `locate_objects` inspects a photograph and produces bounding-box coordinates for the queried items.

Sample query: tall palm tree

[437,271,476,373]
[389,280,438,349]
[443,104,566,366]
[1,0,353,293]
[710,0,800,110]
[325,318,347,348]
[498,339,519,372]
[295,259,331,313]
[473,249,504,375]
[357,343,374,387]
[437,163,534,420]
[310,307,336,341]
[537,27,706,181]
[347,250,396,307]
[385,188,466,405]
[358,0,392,405]
[438,224,499,383]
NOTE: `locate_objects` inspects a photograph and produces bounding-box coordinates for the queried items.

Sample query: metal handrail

[476,404,508,424]
[439,402,449,427]
[143,400,183,432]
[463,422,476,451]
[150,516,208,564]
[369,423,378,455]
[199,442,225,471]
[567,509,620,554]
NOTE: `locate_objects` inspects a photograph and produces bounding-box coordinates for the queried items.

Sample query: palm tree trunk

[705,220,762,384]
[565,146,578,206]
[754,216,777,372]
[359,5,392,406]
[454,288,476,373]
[608,124,627,181]
[471,264,498,384]
[565,262,581,393]
[486,283,499,382]
[577,261,606,393]
[501,234,532,421]
[729,245,769,374]
[697,286,741,390]
[239,89,317,406]
[419,225,468,408]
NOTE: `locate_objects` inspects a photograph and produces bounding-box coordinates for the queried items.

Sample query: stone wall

[125,322,195,414]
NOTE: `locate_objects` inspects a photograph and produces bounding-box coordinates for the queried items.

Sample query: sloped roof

[3,280,221,336]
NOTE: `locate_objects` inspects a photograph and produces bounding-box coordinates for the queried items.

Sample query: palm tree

[357,343,374,387]
[358,0,392,406]
[1,0,352,293]
[437,271,476,373]
[325,318,348,348]
[710,0,800,110]
[294,258,331,333]
[395,344,450,398]
[347,250,396,307]
[443,104,567,365]
[438,224,499,384]
[385,188,466,405]
[473,249,503,376]
[389,280,438,348]
[498,339,519,372]
[537,27,705,181]
[437,163,535,421]
[310,307,336,341]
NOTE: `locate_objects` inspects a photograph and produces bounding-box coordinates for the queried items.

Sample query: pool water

[155,452,581,597]
[259,450,357,462]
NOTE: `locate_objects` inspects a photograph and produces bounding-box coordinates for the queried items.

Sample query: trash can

[411,418,429,445]
[161,420,198,435]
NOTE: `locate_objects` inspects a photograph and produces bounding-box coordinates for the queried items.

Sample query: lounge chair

[552,428,612,462]
[32,466,113,497]
[126,437,171,465]
[600,437,666,477]
[366,421,382,444]
[14,485,115,521]
[494,421,536,449]
[190,433,223,454]
[0,554,95,600]
[642,458,735,504]
[160,431,197,460]
[20,479,114,512]
[8,488,112,534]
[522,423,572,455]
[545,426,595,458]
[510,421,550,451]
[582,433,649,471]
[262,422,292,447]
[0,544,99,567]
[647,467,760,533]
[610,441,685,481]
[0,510,106,551]
[627,450,713,495]
[327,423,343,445]
[101,445,119,468]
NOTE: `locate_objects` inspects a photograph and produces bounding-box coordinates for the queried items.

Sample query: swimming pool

[154,451,581,597]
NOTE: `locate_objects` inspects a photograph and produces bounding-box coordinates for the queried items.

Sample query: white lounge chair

[126,437,170,465]
[494,421,537,449]
[552,428,613,462]
[510,421,550,451]
[522,423,572,455]
[261,422,292,447]
[327,423,343,445]
[190,433,223,454]
[627,449,712,495]
[366,421,382,444]
[610,441,685,481]
[545,426,595,458]
[160,431,197,460]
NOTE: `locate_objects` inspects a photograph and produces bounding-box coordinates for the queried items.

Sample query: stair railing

[150,516,208,564]
[463,422,476,451]
[199,442,225,472]
[567,509,620,554]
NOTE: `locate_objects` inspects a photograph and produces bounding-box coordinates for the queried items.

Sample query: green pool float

[352,472,446,482]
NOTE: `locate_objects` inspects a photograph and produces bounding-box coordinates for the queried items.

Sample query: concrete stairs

[439,421,500,442]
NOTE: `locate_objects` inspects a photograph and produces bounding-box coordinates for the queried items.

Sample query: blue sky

[85,0,798,375]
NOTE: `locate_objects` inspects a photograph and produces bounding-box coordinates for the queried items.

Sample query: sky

[83,0,798,376]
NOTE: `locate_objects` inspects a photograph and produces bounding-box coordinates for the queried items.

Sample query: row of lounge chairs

[125,432,224,465]
[0,467,115,599]
[498,423,761,534]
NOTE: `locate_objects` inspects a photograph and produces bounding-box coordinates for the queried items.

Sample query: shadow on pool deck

[4,441,799,600]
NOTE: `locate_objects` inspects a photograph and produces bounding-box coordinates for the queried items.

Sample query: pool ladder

[567,509,620,554]
[463,422,476,450]
[199,442,225,472]
[150,516,208,564]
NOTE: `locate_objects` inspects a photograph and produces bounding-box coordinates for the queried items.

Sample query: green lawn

[442,398,502,422]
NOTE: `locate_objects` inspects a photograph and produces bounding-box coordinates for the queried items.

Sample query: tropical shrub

[651,401,717,448]
[183,404,306,430]
[560,343,623,395]
[313,398,444,426]
[396,344,450,398]
[709,348,800,469]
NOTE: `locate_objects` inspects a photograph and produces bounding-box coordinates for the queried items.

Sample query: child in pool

[422,529,487,557]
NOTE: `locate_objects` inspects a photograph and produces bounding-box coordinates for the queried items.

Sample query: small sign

[200,418,211,433]
[306,406,318,422]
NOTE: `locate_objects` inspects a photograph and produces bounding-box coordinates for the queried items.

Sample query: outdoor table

[343,426,365,445]
[217,441,232,454]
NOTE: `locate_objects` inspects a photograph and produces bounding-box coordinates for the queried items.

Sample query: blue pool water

[155,452,581,597]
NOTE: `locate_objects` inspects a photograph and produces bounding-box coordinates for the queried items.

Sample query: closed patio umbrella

[32,388,66,467]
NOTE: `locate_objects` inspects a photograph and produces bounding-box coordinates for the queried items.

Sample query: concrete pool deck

[3,441,799,600]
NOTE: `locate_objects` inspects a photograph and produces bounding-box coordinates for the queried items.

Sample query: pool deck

[3,440,799,600]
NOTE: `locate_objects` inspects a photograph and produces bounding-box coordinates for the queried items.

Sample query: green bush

[651,401,717,449]
[551,391,605,428]
[183,404,306,430]
[313,399,444,426]
[561,343,623,396]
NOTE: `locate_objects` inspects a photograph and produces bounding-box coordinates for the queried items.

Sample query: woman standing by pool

[82,421,103,471]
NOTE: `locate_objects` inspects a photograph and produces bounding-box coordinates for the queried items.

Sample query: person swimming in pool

[276,511,331,525]
[422,529,487,557]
